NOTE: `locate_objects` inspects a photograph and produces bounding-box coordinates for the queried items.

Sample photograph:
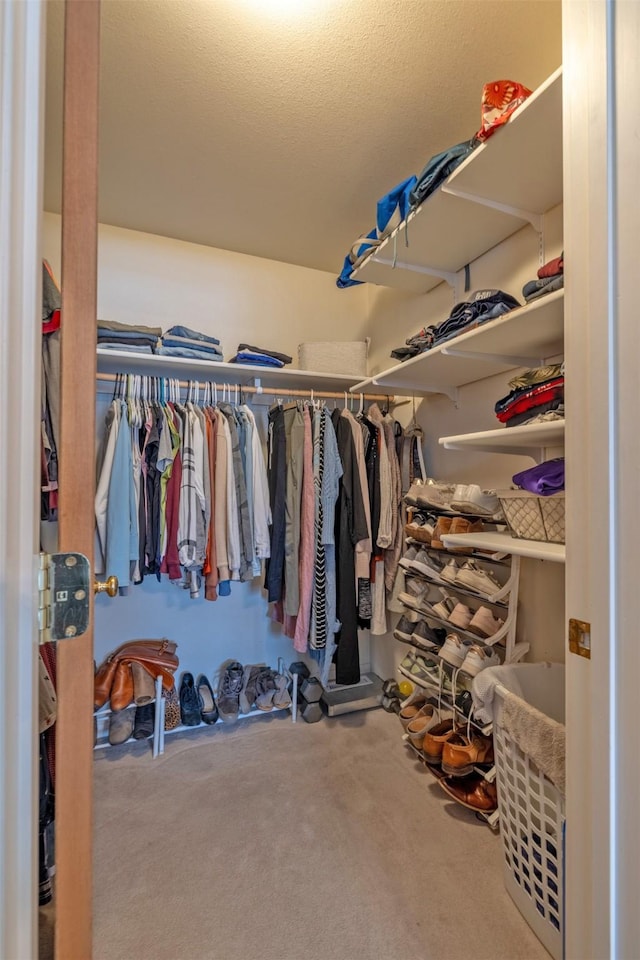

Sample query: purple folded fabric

[512,458,565,495]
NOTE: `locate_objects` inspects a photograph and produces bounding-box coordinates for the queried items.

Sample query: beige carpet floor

[93,709,549,960]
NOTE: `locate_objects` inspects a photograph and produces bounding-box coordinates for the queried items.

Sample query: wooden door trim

[56,2,100,957]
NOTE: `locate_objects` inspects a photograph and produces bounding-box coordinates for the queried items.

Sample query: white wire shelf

[351,289,564,398]
[441,530,566,563]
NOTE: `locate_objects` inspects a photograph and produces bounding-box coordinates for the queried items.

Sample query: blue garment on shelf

[336,175,418,289]
[230,352,284,368]
[410,138,477,208]
[337,228,378,289]
[164,325,220,346]
[156,346,224,362]
[376,175,417,236]
[162,336,222,356]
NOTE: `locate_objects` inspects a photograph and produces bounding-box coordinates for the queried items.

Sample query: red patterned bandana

[476,80,532,142]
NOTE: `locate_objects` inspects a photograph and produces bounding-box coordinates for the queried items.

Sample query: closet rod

[95,372,395,403]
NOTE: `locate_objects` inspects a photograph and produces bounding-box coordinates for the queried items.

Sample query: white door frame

[563,1,640,956]
[0,1,46,958]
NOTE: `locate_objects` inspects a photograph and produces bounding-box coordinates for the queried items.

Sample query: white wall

[42,212,372,682]
[365,206,566,682]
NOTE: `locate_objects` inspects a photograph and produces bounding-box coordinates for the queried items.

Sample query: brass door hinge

[38,552,91,644]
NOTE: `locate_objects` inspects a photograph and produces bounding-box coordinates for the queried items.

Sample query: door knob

[93,575,118,597]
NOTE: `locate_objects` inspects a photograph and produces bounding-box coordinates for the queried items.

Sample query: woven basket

[497,490,565,544]
[298,339,369,376]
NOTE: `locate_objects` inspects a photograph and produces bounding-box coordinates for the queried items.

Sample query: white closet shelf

[96,348,362,394]
[351,289,564,397]
[444,67,563,218]
[439,419,565,457]
[441,530,566,563]
[351,191,522,295]
[351,67,562,294]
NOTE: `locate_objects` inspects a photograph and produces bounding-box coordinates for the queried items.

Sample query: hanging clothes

[95,380,270,603]
[331,409,368,685]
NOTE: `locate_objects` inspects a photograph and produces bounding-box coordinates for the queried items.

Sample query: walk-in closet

[3,1,640,959]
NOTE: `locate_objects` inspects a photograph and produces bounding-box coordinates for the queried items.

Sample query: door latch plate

[38,552,90,643]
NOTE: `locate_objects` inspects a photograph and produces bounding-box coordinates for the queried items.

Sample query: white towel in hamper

[501,687,566,795]
[471,664,524,726]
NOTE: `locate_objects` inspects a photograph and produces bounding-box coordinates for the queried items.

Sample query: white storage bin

[492,662,565,960]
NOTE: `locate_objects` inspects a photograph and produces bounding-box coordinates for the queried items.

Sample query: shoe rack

[94,662,299,757]
[399,523,527,665]
[396,656,500,827]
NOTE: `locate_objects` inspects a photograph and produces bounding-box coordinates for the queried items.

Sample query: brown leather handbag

[94,639,179,710]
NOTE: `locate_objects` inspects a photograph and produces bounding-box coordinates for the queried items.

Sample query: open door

[53,2,101,957]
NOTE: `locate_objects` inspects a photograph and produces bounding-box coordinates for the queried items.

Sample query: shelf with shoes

[95,661,298,757]
[397,528,525,663]
[350,68,562,297]
[351,288,564,399]
[397,659,493,737]
[396,672,499,827]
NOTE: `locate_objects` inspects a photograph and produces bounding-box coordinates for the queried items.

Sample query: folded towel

[501,687,566,794]
[471,665,524,726]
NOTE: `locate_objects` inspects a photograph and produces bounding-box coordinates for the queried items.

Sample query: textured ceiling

[44,0,562,274]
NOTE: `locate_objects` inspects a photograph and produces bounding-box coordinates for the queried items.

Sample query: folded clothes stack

[97,319,162,355]
[522,252,564,303]
[391,289,519,362]
[512,457,565,495]
[494,363,564,428]
[228,344,293,368]
[156,325,223,362]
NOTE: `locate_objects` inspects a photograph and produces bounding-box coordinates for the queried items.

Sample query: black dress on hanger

[331,410,369,685]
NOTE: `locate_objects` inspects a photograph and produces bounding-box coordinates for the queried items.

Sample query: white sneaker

[439,633,472,669]
[460,644,501,676]
[432,595,457,620]
[450,483,502,518]
[398,577,429,609]
[447,602,473,630]
[468,606,505,639]
[440,558,459,585]
[455,559,502,598]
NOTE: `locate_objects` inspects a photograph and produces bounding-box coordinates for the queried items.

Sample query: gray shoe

[217,661,244,723]
[272,673,292,710]
[108,706,136,746]
[255,668,277,711]
[239,663,265,714]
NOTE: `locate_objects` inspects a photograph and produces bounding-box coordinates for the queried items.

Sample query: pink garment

[270,599,297,639]
[293,409,315,653]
